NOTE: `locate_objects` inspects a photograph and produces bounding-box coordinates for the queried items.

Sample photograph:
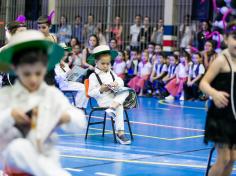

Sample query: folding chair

[84,79,135,143]
[205,147,215,176]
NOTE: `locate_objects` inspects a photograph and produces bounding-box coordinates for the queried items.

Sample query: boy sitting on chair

[0,30,87,176]
[88,45,131,145]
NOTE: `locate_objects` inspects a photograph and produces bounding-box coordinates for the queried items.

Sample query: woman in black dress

[200,21,236,176]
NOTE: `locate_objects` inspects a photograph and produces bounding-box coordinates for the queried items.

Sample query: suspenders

[94,71,115,85]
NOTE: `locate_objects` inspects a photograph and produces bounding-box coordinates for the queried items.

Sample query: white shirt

[176,63,188,78]
[138,62,152,77]
[153,63,167,76]
[189,63,205,78]
[113,61,126,75]
[88,68,124,106]
[130,24,141,46]
[0,81,86,153]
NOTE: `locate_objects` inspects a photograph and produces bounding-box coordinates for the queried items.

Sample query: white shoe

[180,92,184,101]
[116,134,131,145]
[105,108,116,118]
[179,95,184,101]
[165,95,174,100]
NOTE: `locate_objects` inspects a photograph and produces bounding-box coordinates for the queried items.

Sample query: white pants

[98,92,129,131]
[3,138,70,176]
[60,81,88,108]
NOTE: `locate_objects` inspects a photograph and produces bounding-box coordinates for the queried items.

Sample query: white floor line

[95,172,117,176]
[64,168,83,172]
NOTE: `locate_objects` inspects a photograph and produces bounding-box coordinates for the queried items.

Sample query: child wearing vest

[125,49,139,85]
[165,52,190,100]
[145,52,167,96]
[184,52,205,100]
[128,51,152,96]
[88,45,131,145]
[158,54,178,98]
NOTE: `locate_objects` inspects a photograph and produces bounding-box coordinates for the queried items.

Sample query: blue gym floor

[57,97,236,176]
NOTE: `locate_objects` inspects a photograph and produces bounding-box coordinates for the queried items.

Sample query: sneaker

[179,95,184,101]
[165,95,174,100]
[116,134,131,145]
[147,90,152,94]
[105,108,116,118]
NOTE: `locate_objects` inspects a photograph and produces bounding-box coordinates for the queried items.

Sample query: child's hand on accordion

[11,108,31,125]
[107,82,119,91]
[100,84,110,93]
[109,81,118,88]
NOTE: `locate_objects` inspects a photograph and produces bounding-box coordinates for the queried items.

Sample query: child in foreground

[0,30,87,176]
[200,21,236,176]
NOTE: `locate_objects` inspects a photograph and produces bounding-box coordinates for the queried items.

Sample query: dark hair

[155,44,163,49]
[12,48,47,67]
[88,34,99,47]
[148,42,156,46]
[159,52,167,58]
[70,37,80,46]
[130,48,138,53]
[144,16,149,19]
[205,40,216,50]
[60,15,67,26]
[169,54,179,62]
[119,51,125,58]
[135,14,141,18]
[109,38,118,44]
[173,54,179,61]
[180,50,191,62]
[6,21,26,35]
[88,13,94,18]
[226,20,236,36]
[37,15,50,25]
[75,15,81,20]
[95,52,111,61]
[192,52,202,58]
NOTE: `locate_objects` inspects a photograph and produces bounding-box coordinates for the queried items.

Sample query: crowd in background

[0,13,217,101]
[53,13,216,101]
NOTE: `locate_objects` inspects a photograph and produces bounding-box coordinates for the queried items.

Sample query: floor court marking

[88,115,205,132]
[159,100,206,110]
[59,142,211,160]
[60,154,209,169]
[95,172,117,176]
[139,107,170,111]
[64,168,83,172]
[61,154,236,171]
[58,128,203,141]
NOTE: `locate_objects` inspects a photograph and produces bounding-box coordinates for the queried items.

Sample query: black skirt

[204,73,236,145]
